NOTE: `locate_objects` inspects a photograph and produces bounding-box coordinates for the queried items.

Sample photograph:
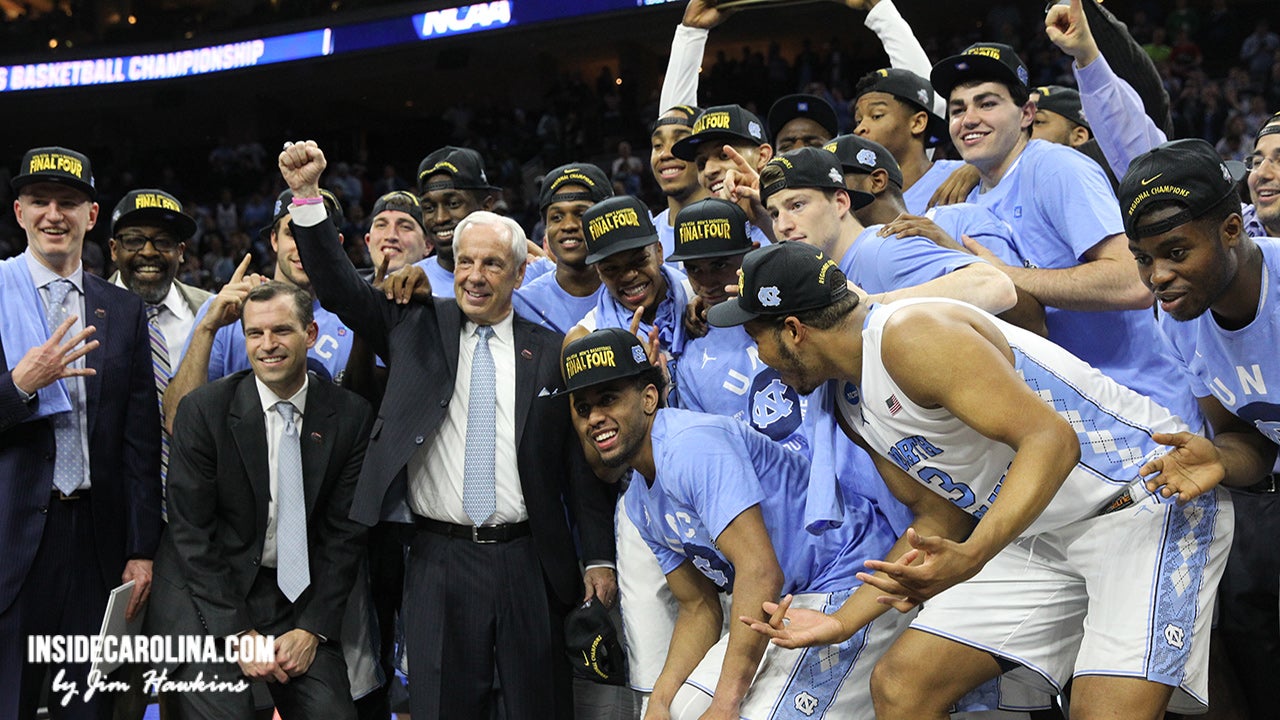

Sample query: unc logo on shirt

[750,371,802,441]
[793,691,819,716]
[758,286,782,307]
[1164,623,1185,649]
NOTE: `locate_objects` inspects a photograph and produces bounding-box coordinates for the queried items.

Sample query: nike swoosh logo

[1140,173,1163,186]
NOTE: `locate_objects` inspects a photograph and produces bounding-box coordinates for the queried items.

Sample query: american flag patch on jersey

[885,395,902,415]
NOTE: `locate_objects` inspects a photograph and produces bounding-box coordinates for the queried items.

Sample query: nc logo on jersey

[750,370,802,441]
[793,691,819,716]
[758,285,782,307]
[1164,623,1185,649]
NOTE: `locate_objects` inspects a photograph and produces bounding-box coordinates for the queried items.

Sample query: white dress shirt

[409,311,527,525]
[255,375,309,567]
[26,251,91,490]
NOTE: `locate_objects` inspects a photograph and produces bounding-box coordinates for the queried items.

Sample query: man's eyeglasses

[115,233,181,252]
[1245,152,1280,172]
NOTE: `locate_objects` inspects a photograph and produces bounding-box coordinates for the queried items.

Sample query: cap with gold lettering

[583,195,660,265]
[930,42,1029,100]
[667,198,752,263]
[12,146,96,200]
[111,189,197,239]
[417,146,500,194]
[671,105,769,161]
[707,242,850,327]
[1117,138,1246,239]
[1034,85,1089,130]
[760,146,872,209]
[539,163,613,212]
[562,327,653,394]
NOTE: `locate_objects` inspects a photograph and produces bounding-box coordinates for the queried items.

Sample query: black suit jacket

[292,215,615,607]
[0,272,161,615]
[148,370,372,641]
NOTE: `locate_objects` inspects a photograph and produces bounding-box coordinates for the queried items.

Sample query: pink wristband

[290,196,324,206]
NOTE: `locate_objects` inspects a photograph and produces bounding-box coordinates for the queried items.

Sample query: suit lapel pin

[310,432,323,443]
[521,348,533,360]
[94,308,106,318]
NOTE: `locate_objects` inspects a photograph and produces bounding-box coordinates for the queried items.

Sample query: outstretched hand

[858,528,984,607]
[740,594,850,649]
[11,315,98,396]
[1045,0,1100,67]
[1139,432,1226,502]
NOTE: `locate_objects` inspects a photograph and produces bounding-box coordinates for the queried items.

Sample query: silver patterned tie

[46,279,84,496]
[463,325,497,525]
[274,401,310,601]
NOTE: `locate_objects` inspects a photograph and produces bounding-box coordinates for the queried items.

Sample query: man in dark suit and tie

[146,280,372,718]
[0,146,161,720]
[279,140,618,719]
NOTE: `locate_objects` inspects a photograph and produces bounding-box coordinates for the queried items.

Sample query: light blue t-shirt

[840,224,985,291]
[524,255,555,282]
[925,202,1024,267]
[187,296,353,383]
[512,271,604,335]
[414,255,456,298]
[624,409,898,594]
[1159,237,1280,446]
[675,325,809,455]
[902,159,966,215]
[966,139,1201,427]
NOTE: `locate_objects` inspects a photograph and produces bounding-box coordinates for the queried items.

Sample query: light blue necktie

[46,279,84,496]
[274,401,310,602]
[463,325,497,526]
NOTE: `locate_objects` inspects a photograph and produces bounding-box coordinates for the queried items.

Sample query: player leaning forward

[714,242,1233,719]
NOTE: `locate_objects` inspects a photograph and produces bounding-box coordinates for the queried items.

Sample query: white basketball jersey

[836,299,1190,536]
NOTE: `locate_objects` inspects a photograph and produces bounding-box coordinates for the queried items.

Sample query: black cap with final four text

[12,146,96,200]
[561,328,653,395]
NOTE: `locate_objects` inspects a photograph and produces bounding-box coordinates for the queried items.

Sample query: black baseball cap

[652,104,703,134]
[855,68,948,148]
[1117,138,1247,239]
[539,163,613,212]
[930,43,1030,100]
[1256,111,1280,143]
[562,328,653,394]
[708,242,850,327]
[111,189,197,239]
[760,146,873,209]
[824,134,904,189]
[370,190,426,235]
[12,146,96,200]
[767,94,839,142]
[1034,85,1089,129]
[583,195,659,265]
[417,146,499,194]
[671,105,769,160]
[668,198,752,262]
[261,188,345,240]
[564,598,628,686]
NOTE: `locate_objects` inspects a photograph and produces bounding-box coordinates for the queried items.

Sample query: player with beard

[714,243,1231,720]
[513,164,614,334]
[565,327,910,720]
[1122,139,1280,720]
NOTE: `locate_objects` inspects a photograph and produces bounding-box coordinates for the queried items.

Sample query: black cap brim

[114,207,197,239]
[706,297,762,327]
[12,175,97,201]
[930,54,1021,101]
[585,234,659,265]
[666,245,753,263]
[671,131,761,161]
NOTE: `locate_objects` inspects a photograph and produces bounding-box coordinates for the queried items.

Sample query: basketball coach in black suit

[146,281,373,718]
[279,140,617,719]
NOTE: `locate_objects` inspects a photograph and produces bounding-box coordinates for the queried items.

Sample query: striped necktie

[146,305,171,519]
